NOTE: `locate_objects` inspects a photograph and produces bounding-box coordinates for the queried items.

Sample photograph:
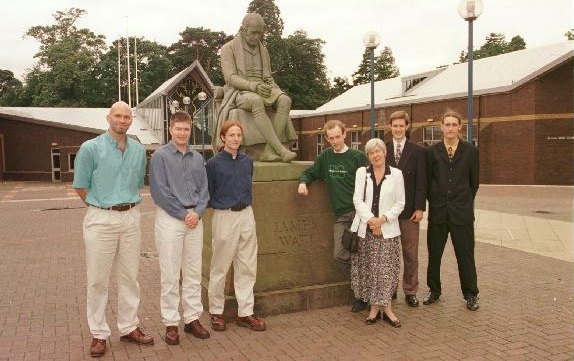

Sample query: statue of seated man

[215,12,297,162]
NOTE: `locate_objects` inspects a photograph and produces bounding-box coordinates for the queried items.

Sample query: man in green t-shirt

[298,119,368,312]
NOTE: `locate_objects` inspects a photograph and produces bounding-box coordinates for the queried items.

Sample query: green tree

[90,37,174,107]
[168,27,232,86]
[330,76,352,98]
[565,28,574,40]
[459,33,526,62]
[24,8,107,106]
[352,46,400,86]
[0,69,23,106]
[246,0,284,38]
[271,30,331,109]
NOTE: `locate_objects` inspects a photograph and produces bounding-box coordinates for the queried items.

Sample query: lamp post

[458,0,483,144]
[182,96,192,143]
[197,91,207,158]
[363,31,380,139]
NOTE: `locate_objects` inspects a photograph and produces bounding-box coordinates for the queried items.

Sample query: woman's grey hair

[364,138,386,156]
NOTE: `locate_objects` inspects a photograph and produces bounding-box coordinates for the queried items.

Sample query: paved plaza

[0,182,572,360]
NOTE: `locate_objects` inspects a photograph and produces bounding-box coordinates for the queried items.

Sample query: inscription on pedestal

[274,217,318,248]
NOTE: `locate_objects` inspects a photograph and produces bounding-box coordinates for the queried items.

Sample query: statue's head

[240,13,265,47]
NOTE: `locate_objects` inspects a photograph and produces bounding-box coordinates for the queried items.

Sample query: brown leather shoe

[165,326,179,345]
[236,315,266,331]
[90,338,106,358]
[184,319,211,339]
[210,313,226,332]
[120,327,154,345]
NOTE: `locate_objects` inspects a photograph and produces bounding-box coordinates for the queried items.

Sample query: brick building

[0,44,571,185]
[291,42,573,185]
[0,61,211,182]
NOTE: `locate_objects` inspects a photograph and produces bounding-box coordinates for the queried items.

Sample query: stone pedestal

[201,161,352,318]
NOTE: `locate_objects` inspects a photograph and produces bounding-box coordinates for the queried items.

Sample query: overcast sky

[1,0,572,82]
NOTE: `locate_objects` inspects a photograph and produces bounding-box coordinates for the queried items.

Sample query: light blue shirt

[149,142,209,220]
[73,132,147,207]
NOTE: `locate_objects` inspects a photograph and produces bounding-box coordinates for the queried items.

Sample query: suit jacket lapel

[437,143,450,164]
[398,141,414,167]
[451,141,467,164]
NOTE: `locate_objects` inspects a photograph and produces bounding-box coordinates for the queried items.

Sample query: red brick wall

[293,59,573,185]
[0,117,98,181]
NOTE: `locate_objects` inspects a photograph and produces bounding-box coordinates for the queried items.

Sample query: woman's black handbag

[342,228,359,253]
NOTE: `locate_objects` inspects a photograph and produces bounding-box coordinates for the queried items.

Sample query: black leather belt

[183,205,196,209]
[229,204,248,212]
[90,203,137,212]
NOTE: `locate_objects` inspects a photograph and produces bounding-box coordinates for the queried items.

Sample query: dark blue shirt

[206,150,253,209]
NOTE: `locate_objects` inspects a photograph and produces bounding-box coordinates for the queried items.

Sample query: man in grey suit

[385,111,427,307]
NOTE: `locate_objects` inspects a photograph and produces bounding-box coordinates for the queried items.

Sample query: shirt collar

[220,149,242,159]
[333,145,349,154]
[367,164,392,176]
[104,131,129,150]
[393,138,406,149]
[168,141,191,155]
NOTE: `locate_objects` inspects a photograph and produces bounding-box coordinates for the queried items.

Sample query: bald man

[216,12,297,162]
[74,101,154,357]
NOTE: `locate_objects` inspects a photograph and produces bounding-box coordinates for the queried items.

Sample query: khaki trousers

[155,207,204,326]
[208,207,258,317]
[83,206,141,339]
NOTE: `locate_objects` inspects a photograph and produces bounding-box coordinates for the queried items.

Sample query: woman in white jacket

[350,138,405,327]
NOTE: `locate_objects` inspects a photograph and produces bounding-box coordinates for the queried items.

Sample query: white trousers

[208,207,258,317]
[83,206,141,339]
[154,207,204,326]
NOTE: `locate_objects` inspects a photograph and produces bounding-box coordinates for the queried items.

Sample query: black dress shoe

[423,291,440,305]
[405,295,419,307]
[382,313,401,328]
[351,299,367,312]
[466,296,479,311]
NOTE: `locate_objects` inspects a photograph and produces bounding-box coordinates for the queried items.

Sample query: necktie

[395,143,402,164]
[448,146,454,160]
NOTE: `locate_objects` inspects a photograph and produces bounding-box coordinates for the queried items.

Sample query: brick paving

[0,182,572,360]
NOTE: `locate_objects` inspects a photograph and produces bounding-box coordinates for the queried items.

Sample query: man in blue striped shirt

[74,101,153,358]
[149,111,210,345]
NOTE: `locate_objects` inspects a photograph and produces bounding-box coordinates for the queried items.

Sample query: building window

[316,133,324,155]
[423,124,478,146]
[68,153,77,171]
[350,130,361,150]
[423,126,442,146]
[374,129,384,140]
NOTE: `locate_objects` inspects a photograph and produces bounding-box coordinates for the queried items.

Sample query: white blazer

[350,166,405,239]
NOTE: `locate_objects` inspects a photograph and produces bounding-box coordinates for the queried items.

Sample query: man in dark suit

[386,111,427,308]
[423,110,480,311]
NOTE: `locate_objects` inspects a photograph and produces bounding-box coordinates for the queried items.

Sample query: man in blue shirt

[206,120,266,332]
[73,101,153,358]
[149,111,210,345]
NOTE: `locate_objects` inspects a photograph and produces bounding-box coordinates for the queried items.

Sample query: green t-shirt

[300,148,368,217]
